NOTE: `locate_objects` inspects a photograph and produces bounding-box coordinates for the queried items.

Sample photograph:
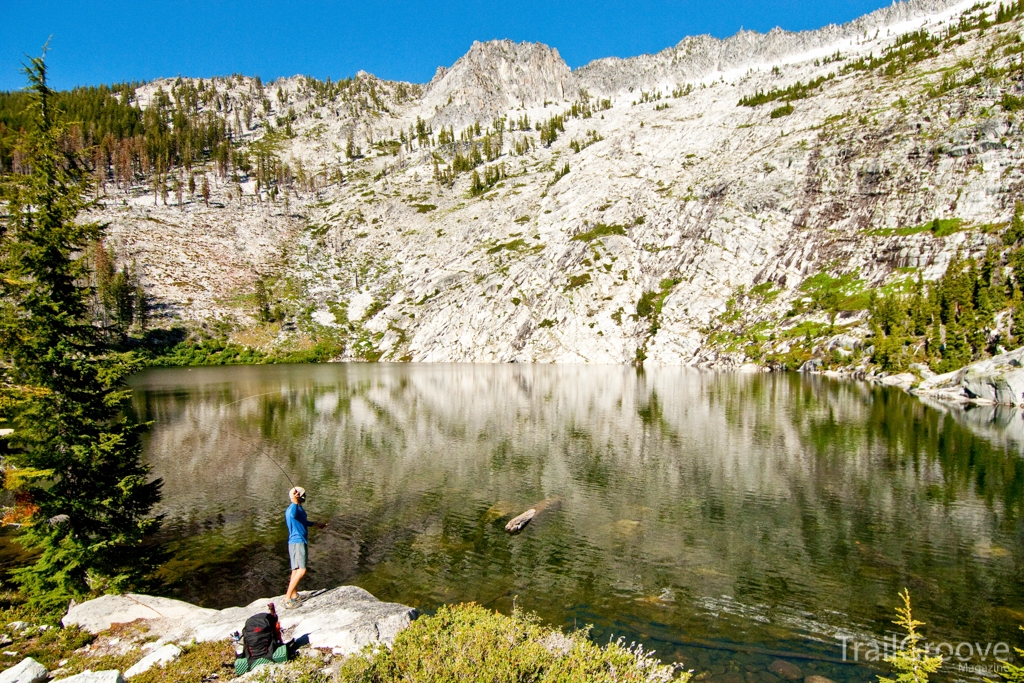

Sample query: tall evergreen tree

[0,52,162,608]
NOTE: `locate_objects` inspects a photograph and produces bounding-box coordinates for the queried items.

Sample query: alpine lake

[129,363,1024,683]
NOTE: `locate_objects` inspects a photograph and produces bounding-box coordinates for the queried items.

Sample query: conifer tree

[1012,295,1024,344]
[0,52,162,608]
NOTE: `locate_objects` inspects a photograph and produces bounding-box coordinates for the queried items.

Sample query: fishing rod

[217,392,298,487]
[225,428,296,488]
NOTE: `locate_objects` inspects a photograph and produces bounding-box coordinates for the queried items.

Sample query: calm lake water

[130,364,1024,681]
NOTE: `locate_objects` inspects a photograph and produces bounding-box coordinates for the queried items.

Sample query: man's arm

[302,513,326,529]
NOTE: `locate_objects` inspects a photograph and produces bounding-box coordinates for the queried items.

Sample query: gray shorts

[288,542,307,570]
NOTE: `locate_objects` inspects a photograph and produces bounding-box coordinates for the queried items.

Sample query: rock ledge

[63,586,416,655]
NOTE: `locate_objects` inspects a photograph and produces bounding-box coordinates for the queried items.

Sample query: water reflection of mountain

[130,365,1024,659]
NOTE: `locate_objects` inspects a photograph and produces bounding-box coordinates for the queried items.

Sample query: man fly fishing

[284,486,326,608]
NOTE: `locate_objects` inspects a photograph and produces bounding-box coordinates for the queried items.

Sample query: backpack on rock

[235,611,289,675]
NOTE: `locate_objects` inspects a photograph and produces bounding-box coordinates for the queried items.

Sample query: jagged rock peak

[576,0,970,95]
[422,39,579,130]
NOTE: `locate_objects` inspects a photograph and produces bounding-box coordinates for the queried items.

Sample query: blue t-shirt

[285,503,313,544]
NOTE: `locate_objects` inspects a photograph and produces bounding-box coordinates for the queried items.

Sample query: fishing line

[220,390,290,408]
[217,391,298,487]
[226,429,296,488]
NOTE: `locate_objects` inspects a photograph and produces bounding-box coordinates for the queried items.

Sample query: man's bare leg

[286,567,306,600]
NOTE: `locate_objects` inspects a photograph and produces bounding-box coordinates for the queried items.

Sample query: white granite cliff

[90,0,1024,371]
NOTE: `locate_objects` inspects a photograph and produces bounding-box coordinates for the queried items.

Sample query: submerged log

[504,498,561,534]
[505,509,536,533]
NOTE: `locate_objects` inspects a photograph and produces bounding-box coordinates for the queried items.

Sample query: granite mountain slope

[88,0,1024,366]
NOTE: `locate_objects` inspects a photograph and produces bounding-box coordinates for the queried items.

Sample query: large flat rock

[62,595,217,634]
[914,346,1024,406]
[64,586,416,655]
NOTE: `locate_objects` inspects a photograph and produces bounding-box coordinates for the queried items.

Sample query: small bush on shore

[337,603,686,683]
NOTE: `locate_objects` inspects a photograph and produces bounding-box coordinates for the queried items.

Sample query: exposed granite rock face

[0,658,47,683]
[63,587,416,655]
[575,0,968,95]
[62,594,217,633]
[123,644,182,679]
[91,0,1024,369]
[914,346,1024,405]
[422,40,578,130]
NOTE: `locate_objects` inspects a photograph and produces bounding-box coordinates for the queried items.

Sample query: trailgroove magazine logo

[838,635,1014,670]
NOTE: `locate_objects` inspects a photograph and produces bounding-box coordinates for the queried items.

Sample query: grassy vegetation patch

[565,274,591,291]
[146,337,345,366]
[571,223,625,243]
[487,238,529,255]
[411,203,436,213]
[637,278,680,320]
[71,641,234,683]
[927,217,965,237]
[769,103,794,119]
[796,270,867,315]
[749,281,782,303]
[873,217,967,237]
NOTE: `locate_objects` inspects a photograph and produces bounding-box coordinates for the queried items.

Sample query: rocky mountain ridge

[422,40,578,130]
[81,0,1024,372]
[576,0,972,94]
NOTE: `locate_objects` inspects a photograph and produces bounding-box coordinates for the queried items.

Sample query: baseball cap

[290,486,306,499]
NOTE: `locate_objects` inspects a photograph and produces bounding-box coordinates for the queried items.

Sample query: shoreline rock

[792,346,1024,408]
[63,586,416,656]
[911,346,1024,406]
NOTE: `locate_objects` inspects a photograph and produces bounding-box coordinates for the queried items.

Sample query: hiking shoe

[284,598,299,609]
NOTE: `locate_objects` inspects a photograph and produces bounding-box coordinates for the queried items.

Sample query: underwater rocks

[768,660,803,680]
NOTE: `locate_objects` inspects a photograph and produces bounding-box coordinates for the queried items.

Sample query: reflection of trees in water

[130,365,1024,650]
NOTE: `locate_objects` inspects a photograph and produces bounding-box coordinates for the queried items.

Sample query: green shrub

[637,279,680,320]
[337,603,685,683]
[749,281,781,303]
[132,641,236,683]
[150,339,268,366]
[770,103,794,118]
[799,270,865,319]
[871,333,911,373]
[637,291,660,319]
[271,340,345,364]
[1001,92,1024,112]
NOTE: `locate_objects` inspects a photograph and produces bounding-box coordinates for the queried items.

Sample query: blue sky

[2,1,895,91]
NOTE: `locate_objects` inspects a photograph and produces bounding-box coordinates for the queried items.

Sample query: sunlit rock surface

[63,587,415,655]
[92,0,1024,367]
